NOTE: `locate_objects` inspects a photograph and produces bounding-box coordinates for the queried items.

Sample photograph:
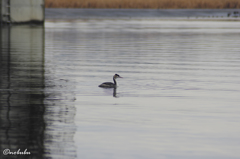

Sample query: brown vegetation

[45,0,240,9]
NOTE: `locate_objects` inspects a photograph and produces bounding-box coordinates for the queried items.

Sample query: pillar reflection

[0,25,76,159]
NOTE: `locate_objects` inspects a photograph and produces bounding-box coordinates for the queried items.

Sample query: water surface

[45,19,240,159]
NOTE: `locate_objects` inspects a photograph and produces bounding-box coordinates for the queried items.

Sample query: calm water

[1,13,240,159]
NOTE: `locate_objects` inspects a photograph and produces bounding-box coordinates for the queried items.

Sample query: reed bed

[45,0,240,9]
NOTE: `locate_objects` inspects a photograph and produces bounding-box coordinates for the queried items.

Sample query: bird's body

[99,74,122,88]
[99,82,116,88]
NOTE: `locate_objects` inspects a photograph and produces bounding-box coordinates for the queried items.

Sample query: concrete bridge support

[0,0,44,24]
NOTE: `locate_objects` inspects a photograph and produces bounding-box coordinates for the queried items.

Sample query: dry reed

[45,0,240,9]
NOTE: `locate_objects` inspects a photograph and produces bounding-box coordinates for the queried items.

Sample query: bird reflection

[99,87,119,97]
[113,88,117,97]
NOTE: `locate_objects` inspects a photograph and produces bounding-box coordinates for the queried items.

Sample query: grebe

[99,74,122,88]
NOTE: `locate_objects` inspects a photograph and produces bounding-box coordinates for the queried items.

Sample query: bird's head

[114,74,123,79]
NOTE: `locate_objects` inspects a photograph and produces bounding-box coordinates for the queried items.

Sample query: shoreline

[45,8,240,21]
[45,0,240,9]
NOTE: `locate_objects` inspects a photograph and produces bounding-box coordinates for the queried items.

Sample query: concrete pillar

[1,0,44,24]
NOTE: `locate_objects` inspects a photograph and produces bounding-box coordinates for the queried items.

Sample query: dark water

[0,25,45,159]
[0,25,76,159]
[1,10,240,159]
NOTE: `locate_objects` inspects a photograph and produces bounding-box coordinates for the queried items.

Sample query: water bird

[99,74,122,88]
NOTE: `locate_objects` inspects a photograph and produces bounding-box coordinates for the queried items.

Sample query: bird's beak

[119,76,123,78]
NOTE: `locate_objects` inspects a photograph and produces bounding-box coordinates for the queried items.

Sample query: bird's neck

[113,77,116,85]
